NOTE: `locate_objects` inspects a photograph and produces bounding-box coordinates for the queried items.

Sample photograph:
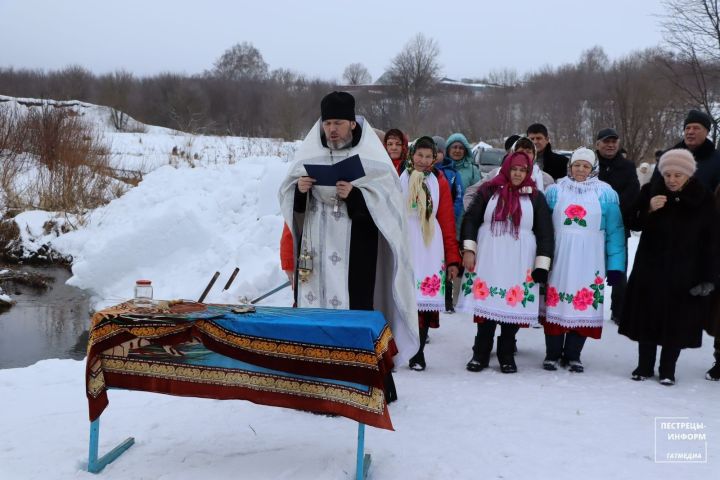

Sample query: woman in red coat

[400,136,461,370]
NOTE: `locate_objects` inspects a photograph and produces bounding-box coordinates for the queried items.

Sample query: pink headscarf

[480,151,537,238]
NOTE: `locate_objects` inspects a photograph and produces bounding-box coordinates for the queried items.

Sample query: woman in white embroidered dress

[459,152,554,373]
[401,136,461,371]
[540,147,626,372]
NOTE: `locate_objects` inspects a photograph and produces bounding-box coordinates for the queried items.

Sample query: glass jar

[134,280,153,308]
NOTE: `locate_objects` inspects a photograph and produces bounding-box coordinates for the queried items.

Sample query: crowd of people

[279,91,720,392]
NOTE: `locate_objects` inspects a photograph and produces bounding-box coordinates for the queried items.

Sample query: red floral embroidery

[594,275,604,285]
[525,269,533,283]
[420,274,441,297]
[545,286,560,307]
[472,279,490,300]
[506,285,524,307]
[563,204,588,227]
[564,204,587,220]
[572,287,594,311]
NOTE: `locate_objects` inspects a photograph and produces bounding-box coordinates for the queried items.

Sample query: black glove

[606,270,624,287]
[689,282,715,297]
[531,268,548,284]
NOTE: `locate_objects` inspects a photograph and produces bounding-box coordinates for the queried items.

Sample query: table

[85,301,397,478]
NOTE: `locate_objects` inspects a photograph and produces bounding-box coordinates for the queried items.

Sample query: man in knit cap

[654,109,720,192]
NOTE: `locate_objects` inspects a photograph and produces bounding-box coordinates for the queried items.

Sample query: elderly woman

[619,149,719,385]
[463,137,554,211]
[458,152,554,373]
[540,148,626,372]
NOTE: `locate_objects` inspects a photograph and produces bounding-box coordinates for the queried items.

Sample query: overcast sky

[0,0,667,82]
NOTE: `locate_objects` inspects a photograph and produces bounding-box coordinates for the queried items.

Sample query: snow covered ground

[0,308,717,479]
[1,162,718,479]
[0,98,717,479]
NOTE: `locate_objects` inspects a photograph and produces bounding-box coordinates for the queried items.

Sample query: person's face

[322,119,356,149]
[412,148,435,172]
[684,123,708,150]
[515,147,535,162]
[528,133,549,153]
[571,160,593,182]
[639,166,648,173]
[434,150,445,165]
[663,170,690,191]
[385,136,403,160]
[509,165,528,186]
[448,142,466,161]
[596,137,619,158]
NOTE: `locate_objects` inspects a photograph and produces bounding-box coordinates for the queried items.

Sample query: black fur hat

[320,91,356,121]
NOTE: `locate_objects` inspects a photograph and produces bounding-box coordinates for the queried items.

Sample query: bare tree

[342,63,372,85]
[98,70,135,131]
[210,42,269,81]
[659,0,720,137]
[486,68,519,87]
[608,49,683,163]
[386,33,442,135]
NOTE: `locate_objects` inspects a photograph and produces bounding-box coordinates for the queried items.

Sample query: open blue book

[304,154,366,186]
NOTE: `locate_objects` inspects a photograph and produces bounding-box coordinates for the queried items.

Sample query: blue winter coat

[436,161,465,236]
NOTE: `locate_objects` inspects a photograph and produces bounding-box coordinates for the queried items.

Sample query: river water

[0,266,90,369]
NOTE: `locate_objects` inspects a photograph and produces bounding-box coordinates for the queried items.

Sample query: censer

[297,248,313,283]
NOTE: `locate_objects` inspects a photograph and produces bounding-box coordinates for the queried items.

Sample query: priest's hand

[447,265,459,280]
[462,251,475,271]
[298,176,316,193]
[336,181,353,199]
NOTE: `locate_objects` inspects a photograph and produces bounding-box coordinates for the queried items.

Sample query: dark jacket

[597,152,640,233]
[619,177,719,349]
[653,139,720,193]
[461,188,554,261]
[707,185,720,338]
[537,143,568,181]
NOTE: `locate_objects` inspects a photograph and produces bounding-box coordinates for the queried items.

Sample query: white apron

[457,194,540,325]
[400,171,446,312]
[542,179,606,328]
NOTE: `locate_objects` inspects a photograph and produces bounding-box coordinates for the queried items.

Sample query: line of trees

[2,0,720,164]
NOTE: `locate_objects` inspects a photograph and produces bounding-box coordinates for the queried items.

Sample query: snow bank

[51,158,293,309]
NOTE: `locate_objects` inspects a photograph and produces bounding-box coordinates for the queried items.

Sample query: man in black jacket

[596,128,640,323]
[653,109,720,193]
[527,123,568,180]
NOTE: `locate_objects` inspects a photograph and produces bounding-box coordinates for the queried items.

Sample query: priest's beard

[327,131,353,150]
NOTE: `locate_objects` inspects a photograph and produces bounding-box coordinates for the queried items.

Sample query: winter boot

[466,333,493,372]
[706,362,720,381]
[563,332,587,373]
[409,326,429,371]
[409,351,426,371]
[632,342,657,381]
[497,335,517,374]
[706,346,720,381]
[544,334,564,371]
[568,360,584,373]
[384,372,398,403]
[658,347,680,386]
